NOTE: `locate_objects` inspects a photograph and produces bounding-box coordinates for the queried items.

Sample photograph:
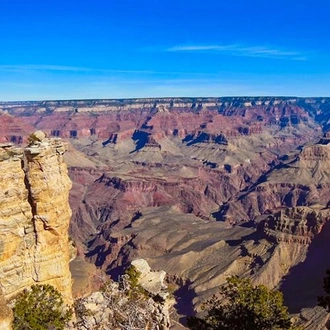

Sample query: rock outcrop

[72,259,171,330]
[261,207,330,244]
[131,258,168,298]
[218,142,330,223]
[0,132,73,305]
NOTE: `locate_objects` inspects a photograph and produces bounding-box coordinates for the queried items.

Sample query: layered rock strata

[0,132,73,304]
[218,142,330,223]
[261,207,330,244]
[0,97,322,148]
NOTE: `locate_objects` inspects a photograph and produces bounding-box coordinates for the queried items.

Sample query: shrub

[122,265,148,300]
[12,284,72,330]
[187,276,294,330]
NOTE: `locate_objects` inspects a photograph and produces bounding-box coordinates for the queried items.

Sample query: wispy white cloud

[0,64,92,72]
[167,44,307,60]
[0,64,216,76]
[0,64,156,74]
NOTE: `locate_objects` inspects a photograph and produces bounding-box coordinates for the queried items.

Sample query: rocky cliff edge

[0,131,73,308]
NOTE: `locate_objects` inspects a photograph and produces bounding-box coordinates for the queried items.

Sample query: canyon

[2,97,330,327]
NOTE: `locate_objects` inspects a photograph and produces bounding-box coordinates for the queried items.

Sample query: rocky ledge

[72,259,171,330]
[0,131,73,306]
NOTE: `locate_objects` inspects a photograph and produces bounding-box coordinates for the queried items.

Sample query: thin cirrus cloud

[0,64,92,72]
[0,65,155,74]
[0,64,212,76]
[166,44,307,60]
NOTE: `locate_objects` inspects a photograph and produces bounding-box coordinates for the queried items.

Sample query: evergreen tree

[12,284,72,330]
[187,276,293,330]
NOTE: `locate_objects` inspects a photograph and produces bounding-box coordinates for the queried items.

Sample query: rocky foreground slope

[2,97,330,327]
[71,258,171,330]
[0,132,73,305]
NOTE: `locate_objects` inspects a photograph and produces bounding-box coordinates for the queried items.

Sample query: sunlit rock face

[0,132,73,305]
[220,142,330,224]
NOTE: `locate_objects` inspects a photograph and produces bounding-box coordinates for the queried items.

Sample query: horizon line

[1,95,329,104]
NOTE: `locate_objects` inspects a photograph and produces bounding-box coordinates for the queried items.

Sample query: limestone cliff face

[0,133,73,305]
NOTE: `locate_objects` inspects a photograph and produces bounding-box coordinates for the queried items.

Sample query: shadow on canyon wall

[280,221,330,313]
[174,281,197,325]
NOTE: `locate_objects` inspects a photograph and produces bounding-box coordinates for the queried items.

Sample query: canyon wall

[219,141,330,223]
[0,132,73,305]
[0,97,326,143]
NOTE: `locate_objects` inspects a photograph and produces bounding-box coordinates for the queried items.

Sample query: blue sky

[0,0,330,100]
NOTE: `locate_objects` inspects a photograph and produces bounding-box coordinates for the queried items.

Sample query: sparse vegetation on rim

[12,284,72,330]
[73,265,170,329]
[187,276,298,330]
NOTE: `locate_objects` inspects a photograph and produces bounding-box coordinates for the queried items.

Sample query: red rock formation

[0,113,35,143]
[0,97,322,147]
[219,142,330,223]
[261,207,330,244]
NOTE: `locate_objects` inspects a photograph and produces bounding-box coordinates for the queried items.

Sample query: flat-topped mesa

[261,207,330,244]
[298,144,330,161]
[0,131,73,305]
[183,131,228,145]
[0,96,315,114]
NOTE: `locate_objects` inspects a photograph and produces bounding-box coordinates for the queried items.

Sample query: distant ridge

[1,96,329,105]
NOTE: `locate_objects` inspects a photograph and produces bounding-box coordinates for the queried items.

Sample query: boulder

[131,258,167,297]
[30,130,46,141]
